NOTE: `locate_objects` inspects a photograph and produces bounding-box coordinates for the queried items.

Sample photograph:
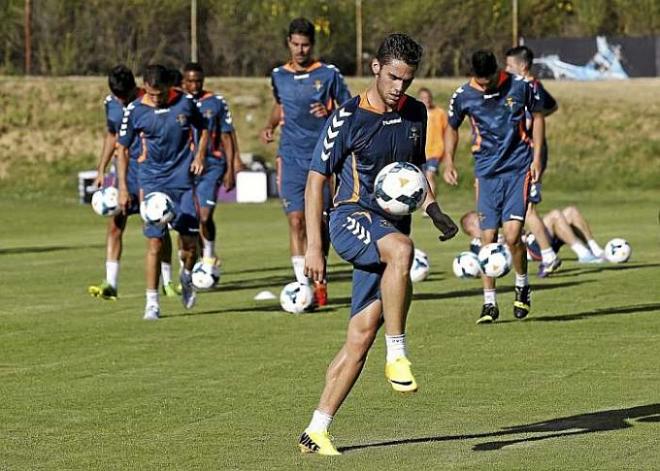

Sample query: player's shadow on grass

[0,243,105,255]
[213,268,354,292]
[338,403,660,453]
[497,302,660,323]
[412,280,593,302]
[546,262,660,278]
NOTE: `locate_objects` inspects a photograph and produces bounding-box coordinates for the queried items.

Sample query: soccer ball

[191,261,220,290]
[140,192,175,225]
[410,249,430,283]
[91,187,120,217]
[452,251,482,279]
[279,281,314,314]
[374,161,428,216]
[478,243,512,278]
[604,238,631,263]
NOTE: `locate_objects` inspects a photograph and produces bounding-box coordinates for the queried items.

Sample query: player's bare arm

[115,144,130,214]
[221,131,235,190]
[530,112,545,182]
[190,129,208,175]
[94,131,117,187]
[260,102,282,144]
[442,125,459,185]
[303,170,326,282]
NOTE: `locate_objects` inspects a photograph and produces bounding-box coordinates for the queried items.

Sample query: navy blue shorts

[423,158,440,175]
[277,157,330,214]
[195,158,227,209]
[142,187,199,239]
[477,171,530,230]
[330,204,410,317]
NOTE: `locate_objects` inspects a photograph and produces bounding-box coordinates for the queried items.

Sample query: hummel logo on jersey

[382,117,402,126]
[343,216,371,245]
[321,108,352,161]
[154,108,170,114]
[484,92,500,99]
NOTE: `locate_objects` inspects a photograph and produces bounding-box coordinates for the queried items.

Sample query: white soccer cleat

[143,305,161,321]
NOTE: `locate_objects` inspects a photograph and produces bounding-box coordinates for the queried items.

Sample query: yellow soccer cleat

[298,429,341,456]
[88,281,117,300]
[385,357,418,393]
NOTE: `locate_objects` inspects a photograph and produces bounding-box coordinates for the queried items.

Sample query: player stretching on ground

[300,33,458,455]
[417,87,448,200]
[88,65,177,300]
[117,65,208,320]
[444,50,544,324]
[181,62,235,273]
[260,17,351,307]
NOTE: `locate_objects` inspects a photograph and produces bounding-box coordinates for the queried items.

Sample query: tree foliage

[0,0,657,76]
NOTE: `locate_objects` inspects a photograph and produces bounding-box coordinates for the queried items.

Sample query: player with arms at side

[88,65,177,300]
[116,65,208,320]
[443,50,544,324]
[300,34,458,455]
[181,62,235,273]
[260,17,351,307]
[417,87,448,200]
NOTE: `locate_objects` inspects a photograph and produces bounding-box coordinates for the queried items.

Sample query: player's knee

[387,237,414,271]
[346,327,377,359]
[563,206,578,219]
[546,209,561,222]
[288,213,305,234]
[147,238,163,257]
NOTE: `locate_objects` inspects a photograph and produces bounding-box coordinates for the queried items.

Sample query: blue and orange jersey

[271,61,351,162]
[310,93,427,221]
[530,78,557,115]
[194,91,234,160]
[448,71,539,177]
[117,89,206,190]
[105,91,144,161]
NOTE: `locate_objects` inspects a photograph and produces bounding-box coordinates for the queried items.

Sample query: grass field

[1,189,658,469]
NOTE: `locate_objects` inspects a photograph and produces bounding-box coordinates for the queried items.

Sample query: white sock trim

[515,273,529,288]
[385,333,407,363]
[106,260,119,289]
[307,409,333,432]
[484,289,497,306]
[291,256,309,286]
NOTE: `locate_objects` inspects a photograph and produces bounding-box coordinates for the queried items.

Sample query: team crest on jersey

[313,80,323,92]
[409,126,421,146]
[505,96,516,109]
[176,114,188,126]
[204,109,214,119]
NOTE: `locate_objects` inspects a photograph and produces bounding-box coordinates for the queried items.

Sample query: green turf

[1,191,659,469]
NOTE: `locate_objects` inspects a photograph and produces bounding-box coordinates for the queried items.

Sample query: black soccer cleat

[513,285,531,319]
[476,303,499,324]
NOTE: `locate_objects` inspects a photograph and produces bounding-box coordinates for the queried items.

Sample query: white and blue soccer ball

[452,251,482,279]
[410,248,430,283]
[604,238,631,263]
[280,281,314,314]
[140,192,175,225]
[191,261,220,290]
[91,187,120,217]
[374,162,428,216]
[478,243,512,278]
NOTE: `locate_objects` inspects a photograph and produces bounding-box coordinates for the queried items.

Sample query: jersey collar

[469,70,509,93]
[358,91,408,114]
[282,60,322,73]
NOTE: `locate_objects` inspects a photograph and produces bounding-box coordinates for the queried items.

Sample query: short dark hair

[168,68,183,87]
[376,33,423,67]
[143,64,170,88]
[183,62,204,75]
[471,50,498,78]
[505,45,534,70]
[288,17,315,44]
[108,65,136,98]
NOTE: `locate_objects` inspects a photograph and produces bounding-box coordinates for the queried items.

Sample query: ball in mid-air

[478,243,512,278]
[140,192,176,226]
[91,187,120,217]
[453,251,482,279]
[604,238,631,263]
[280,281,314,313]
[374,162,428,216]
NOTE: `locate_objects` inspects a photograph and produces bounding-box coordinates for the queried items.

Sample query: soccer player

[181,62,235,273]
[88,65,177,300]
[460,208,605,262]
[116,65,208,320]
[443,50,544,324]
[260,17,351,306]
[300,33,458,455]
[417,87,448,199]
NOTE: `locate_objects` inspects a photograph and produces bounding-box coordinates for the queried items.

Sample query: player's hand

[260,127,275,144]
[93,173,105,189]
[190,157,205,176]
[530,159,543,183]
[443,162,459,186]
[304,247,325,283]
[426,202,459,242]
[223,170,236,191]
[309,102,329,118]
[118,188,131,215]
